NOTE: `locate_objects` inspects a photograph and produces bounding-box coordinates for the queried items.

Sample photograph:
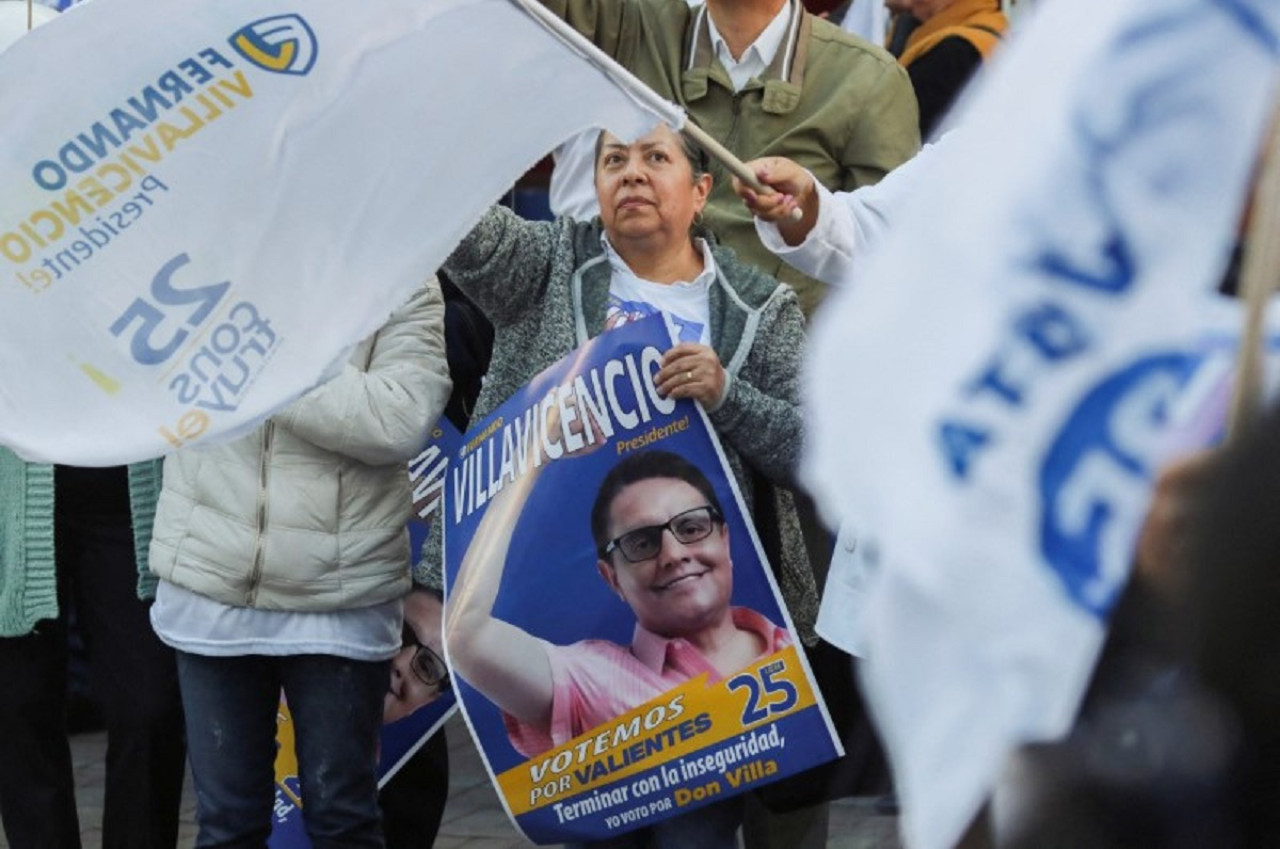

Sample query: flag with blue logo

[0,0,681,465]
[801,0,1280,846]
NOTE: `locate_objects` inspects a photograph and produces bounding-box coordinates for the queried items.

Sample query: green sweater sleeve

[0,452,56,637]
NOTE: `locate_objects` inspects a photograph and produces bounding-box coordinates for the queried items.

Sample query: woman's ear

[693,172,713,211]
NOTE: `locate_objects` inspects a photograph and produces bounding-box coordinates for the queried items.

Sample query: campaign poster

[268,419,461,847]
[442,315,841,844]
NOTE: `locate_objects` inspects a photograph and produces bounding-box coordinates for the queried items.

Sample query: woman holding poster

[421,123,816,848]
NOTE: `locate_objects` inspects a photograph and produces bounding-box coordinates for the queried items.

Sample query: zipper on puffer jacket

[245,421,275,606]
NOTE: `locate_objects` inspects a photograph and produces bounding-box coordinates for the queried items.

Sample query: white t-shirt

[602,235,715,346]
[151,580,402,662]
[601,234,731,409]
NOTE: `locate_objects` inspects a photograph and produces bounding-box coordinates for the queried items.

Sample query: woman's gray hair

[593,127,709,180]
[676,131,710,179]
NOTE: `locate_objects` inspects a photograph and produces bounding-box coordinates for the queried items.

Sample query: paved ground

[3,713,901,848]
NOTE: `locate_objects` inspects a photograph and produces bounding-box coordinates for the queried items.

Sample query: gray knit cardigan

[418,207,819,642]
[0,448,163,637]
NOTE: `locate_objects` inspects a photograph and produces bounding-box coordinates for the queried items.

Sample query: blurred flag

[0,0,680,465]
[802,0,1280,846]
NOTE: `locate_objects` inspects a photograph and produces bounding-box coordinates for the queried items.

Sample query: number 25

[110,253,230,365]
[728,664,798,725]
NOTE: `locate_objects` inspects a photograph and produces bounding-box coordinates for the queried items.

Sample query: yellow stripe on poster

[498,645,815,815]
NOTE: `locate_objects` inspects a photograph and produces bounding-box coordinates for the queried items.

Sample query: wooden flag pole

[678,122,763,194]
[27,0,32,30]
[1227,108,1280,440]
[681,122,803,220]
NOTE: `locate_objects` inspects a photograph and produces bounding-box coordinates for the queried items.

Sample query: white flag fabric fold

[802,0,1280,846]
[0,0,681,465]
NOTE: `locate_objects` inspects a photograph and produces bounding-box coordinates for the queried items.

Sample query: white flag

[0,0,680,465]
[802,0,1280,846]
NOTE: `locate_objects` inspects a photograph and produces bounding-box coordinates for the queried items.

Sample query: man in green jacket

[543,0,921,317]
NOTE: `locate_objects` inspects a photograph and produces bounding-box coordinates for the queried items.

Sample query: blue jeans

[176,651,389,849]
[565,795,743,849]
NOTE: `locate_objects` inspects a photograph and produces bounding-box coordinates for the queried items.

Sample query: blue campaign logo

[228,15,318,76]
[1038,353,1198,619]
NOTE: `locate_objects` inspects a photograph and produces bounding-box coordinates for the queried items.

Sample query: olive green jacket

[545,0,920,315]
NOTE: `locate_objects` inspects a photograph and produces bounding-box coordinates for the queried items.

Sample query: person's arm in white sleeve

[735,137,950,287]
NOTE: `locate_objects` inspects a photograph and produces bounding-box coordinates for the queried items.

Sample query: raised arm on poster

[445,419,571,728]
[0,0,683,465]
[442,316,841,845]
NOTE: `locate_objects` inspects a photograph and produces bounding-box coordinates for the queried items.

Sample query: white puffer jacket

[149,280,451,611]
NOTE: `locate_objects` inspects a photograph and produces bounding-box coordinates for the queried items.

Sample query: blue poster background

[442,316,840,843]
